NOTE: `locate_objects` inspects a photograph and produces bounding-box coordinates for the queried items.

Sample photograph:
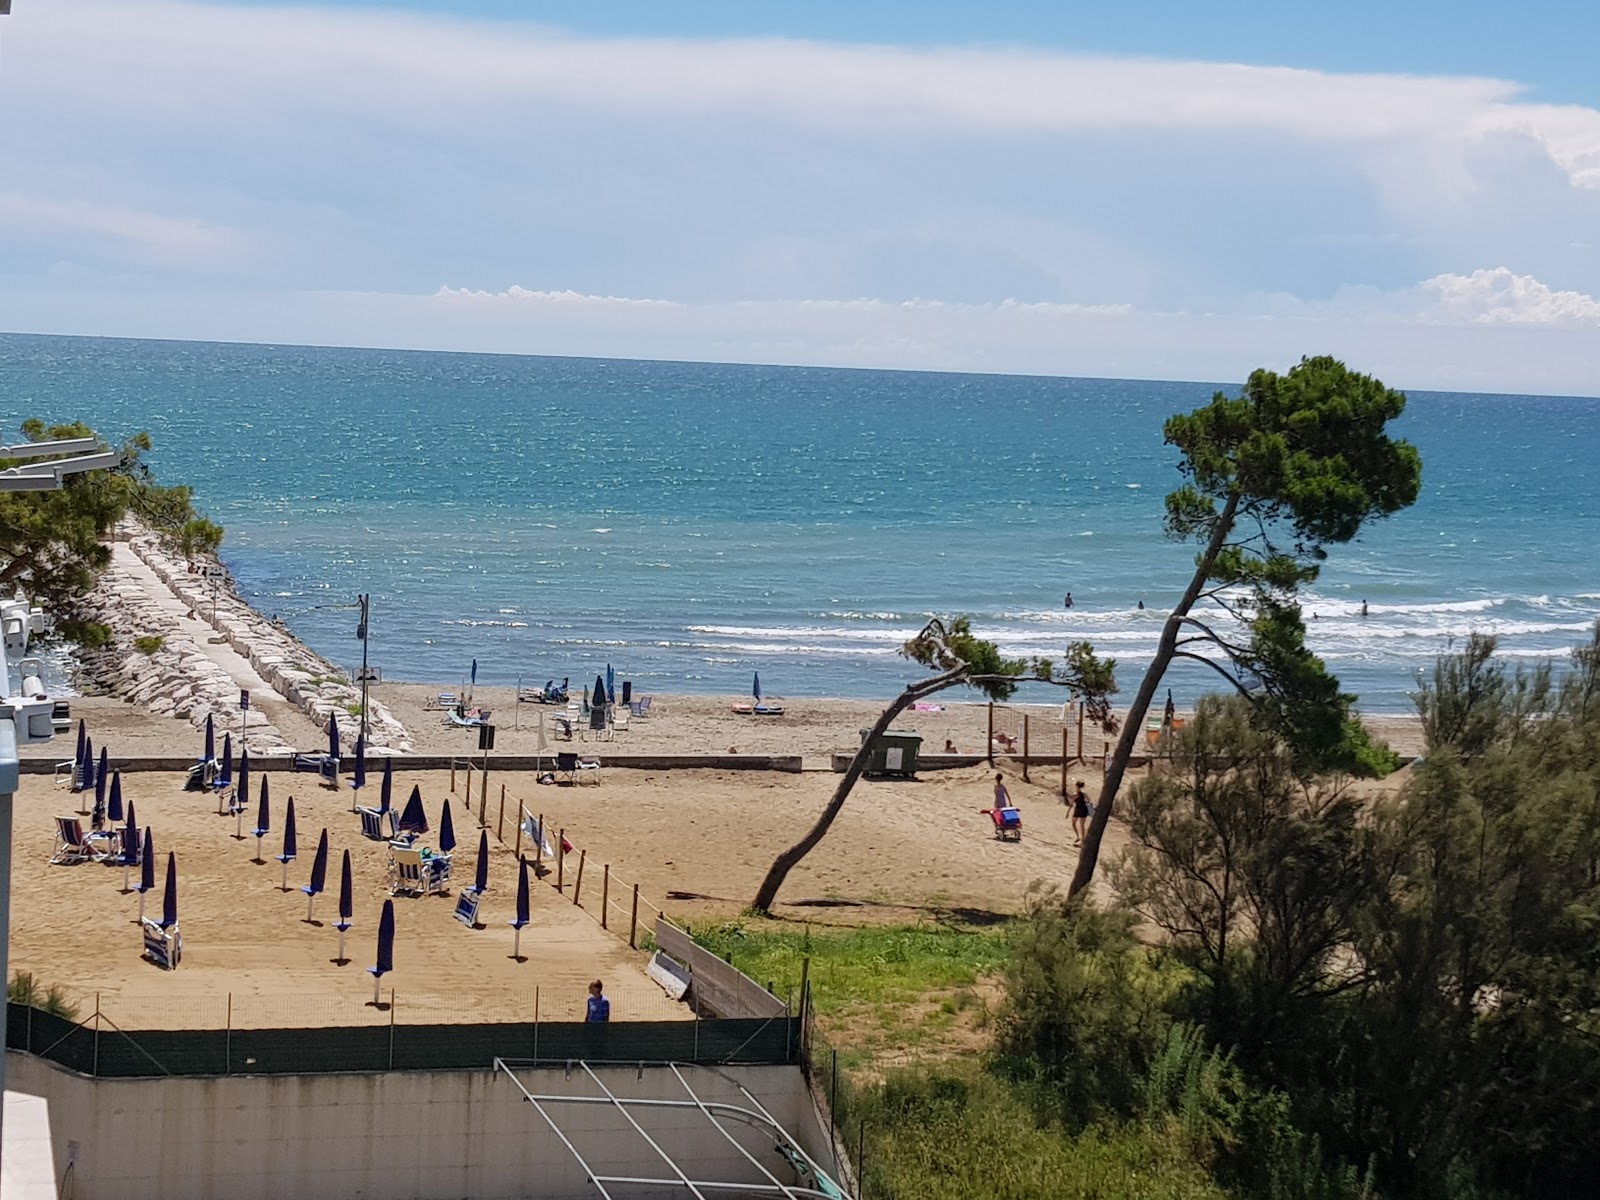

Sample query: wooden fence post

[450,760,456,793]
[464,760,473,800]
[557,830,566,893]
[535,814,545,868]
[513,807,523,858]
[601,865,610,929]
[629,883,640,949]
[572,849,586,906]
[1078,705,1085,763]
[986,702,994,765]
[497,784,506,842]
[1061,725,1069,797]
[1022,714,1030,782]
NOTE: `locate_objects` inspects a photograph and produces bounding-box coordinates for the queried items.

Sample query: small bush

[133,634,164,655]
[9,972,80,1020]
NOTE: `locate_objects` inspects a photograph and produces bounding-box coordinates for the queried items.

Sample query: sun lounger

[426,853,453,895]
[610,707,629,734]
[184,760,218,793]
[142,917,182,970]
[389,847,426,896]
[424,692,458,711]
[51,817,112,865]
[754,703,786,716]
[731,701,754,715]
[454,888,481,927]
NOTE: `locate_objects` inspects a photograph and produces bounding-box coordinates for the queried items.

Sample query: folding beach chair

[426,853,453,896]
[358,807,394,841]
[51,817,110,865]
[556,752,579,785]
[552,714,576,741]
[576,756,602,784]
[141,918,182,970]
[389,847,426,896]
[185,760,217,793]
[454,889,481,928]
[630,695,653,718]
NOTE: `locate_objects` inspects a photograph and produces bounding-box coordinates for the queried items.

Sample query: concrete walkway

[109,543,326,750]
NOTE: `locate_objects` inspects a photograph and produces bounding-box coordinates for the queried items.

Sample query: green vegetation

[1073,356,1422,896]
[0,419,223,645]
[8,971,80,1020]
[133,634,165,655]
[706,629,1600,1199]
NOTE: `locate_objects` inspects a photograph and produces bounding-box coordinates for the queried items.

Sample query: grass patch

[9,972,79,1020]
[690,920,1009,1070]
[133,634,164,655]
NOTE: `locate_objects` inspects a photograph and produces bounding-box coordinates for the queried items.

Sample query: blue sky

[2,0,1599,392]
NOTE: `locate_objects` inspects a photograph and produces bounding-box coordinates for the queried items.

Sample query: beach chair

[51,817,110,865]
[358,807,394,841]
[425,692,457,712]
[983,807,1023,842]
[556,752,579,785]
[589,701,609,738]
[552,715,576,741]
[184,759,217,793]
[630,695,653,718]
[610,706,629,735]
[54,758,76,788]
[426,853,452,896]
[754,703,786,716]
[454,888,482,928]
[389,847,426,896]
[142,917,182,970]
[576,755,602,784]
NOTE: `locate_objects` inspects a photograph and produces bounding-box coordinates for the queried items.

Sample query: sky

[2,0,1599,393]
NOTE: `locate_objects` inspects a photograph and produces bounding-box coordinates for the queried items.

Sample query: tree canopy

[1070,356,1422,897]
[0,419,222,645]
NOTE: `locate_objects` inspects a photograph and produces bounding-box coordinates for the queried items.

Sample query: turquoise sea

[4,332,1598,713]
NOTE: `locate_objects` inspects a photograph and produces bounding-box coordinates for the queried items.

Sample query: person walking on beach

[586,979,610,1023]
[994,773,1013,811]
[1070,780,1091,844]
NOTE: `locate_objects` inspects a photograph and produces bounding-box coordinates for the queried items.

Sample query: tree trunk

[750,667,964,914]
[1068,492,1240,898]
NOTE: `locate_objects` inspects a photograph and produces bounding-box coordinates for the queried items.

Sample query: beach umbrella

[753,671,761,703]
[276,796,298,889]
[439,799,456,855]
[253,776,270,860]
[203,713,215,763]
[352,734,367,791]
[509,856,530,960]
[606,663,615,703]
[328,712,340,759]
[108,771,124,824]
[217,732,233,789]
[335,849,354,962]
[160,851,178,930]
[136,827,155,923]
[470,658,478,689]
[398,785,427,836]
[234,748,252,837]
[90,755,106,831]
[302,828,328,921]
[86,743,105,820]
[84,736,98,793]
[379,755,393,814]
[120,801,139,892]
[369,899,395,1005]
[74,718,87,775]
[473,829,489,894]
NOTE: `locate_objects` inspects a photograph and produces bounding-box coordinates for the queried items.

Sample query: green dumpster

[860,729,922,777]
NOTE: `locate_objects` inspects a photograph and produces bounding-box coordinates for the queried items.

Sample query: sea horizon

[6,329,1599,715]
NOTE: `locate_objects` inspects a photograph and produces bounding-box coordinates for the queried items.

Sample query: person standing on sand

[1070,780,1091,844]
[586,979,610,1022]
[994,773,1013,811]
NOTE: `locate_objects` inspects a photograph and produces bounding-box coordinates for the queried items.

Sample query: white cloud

[1419,267,1600,324]
[0,192,233,260]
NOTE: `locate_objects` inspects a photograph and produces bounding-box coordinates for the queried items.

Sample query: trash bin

[860,729,922,777]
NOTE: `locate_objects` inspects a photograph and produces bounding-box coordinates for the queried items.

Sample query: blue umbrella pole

[307,891,316,923]
[512,924,522,961]
[338,925,347,965]
[137,888,147,925]
[255,831,265,863]
[281,858,291,892]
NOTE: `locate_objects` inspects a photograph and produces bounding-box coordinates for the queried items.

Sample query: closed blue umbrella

[473,829,489,894]
[276,796,298,889]
[398,785,427,836]
[352,735,366,792]
[235,748,252,838]
[82,737,96,793]
[379,755,393,814]
[369,898,395,1005]
[136,827,155,924]
[509,856,530,960]
[439,799,456,855]
[753,671,761,703]
[328,712,340,760]
[302,829,328,922]
[92,744,107,819]
[121,801,139,892]
[606,664,615,703]
[216,733,233,791]
[470,658,478,688]
[74,719,86,775]
[160,852,178,930]
[90,748,106,831]
[335,849,354,963]
[252,776,270,861]
[203,713,215,763]
[108,771,124,824]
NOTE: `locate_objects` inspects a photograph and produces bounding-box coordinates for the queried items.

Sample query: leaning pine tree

[1068,355,1423,898]
[749,617,1116,915]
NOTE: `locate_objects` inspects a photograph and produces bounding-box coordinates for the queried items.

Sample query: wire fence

[30,983,686,1032]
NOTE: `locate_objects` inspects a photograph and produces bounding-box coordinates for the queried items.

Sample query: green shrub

[133,634,164,655]
[8,972,79,1020]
